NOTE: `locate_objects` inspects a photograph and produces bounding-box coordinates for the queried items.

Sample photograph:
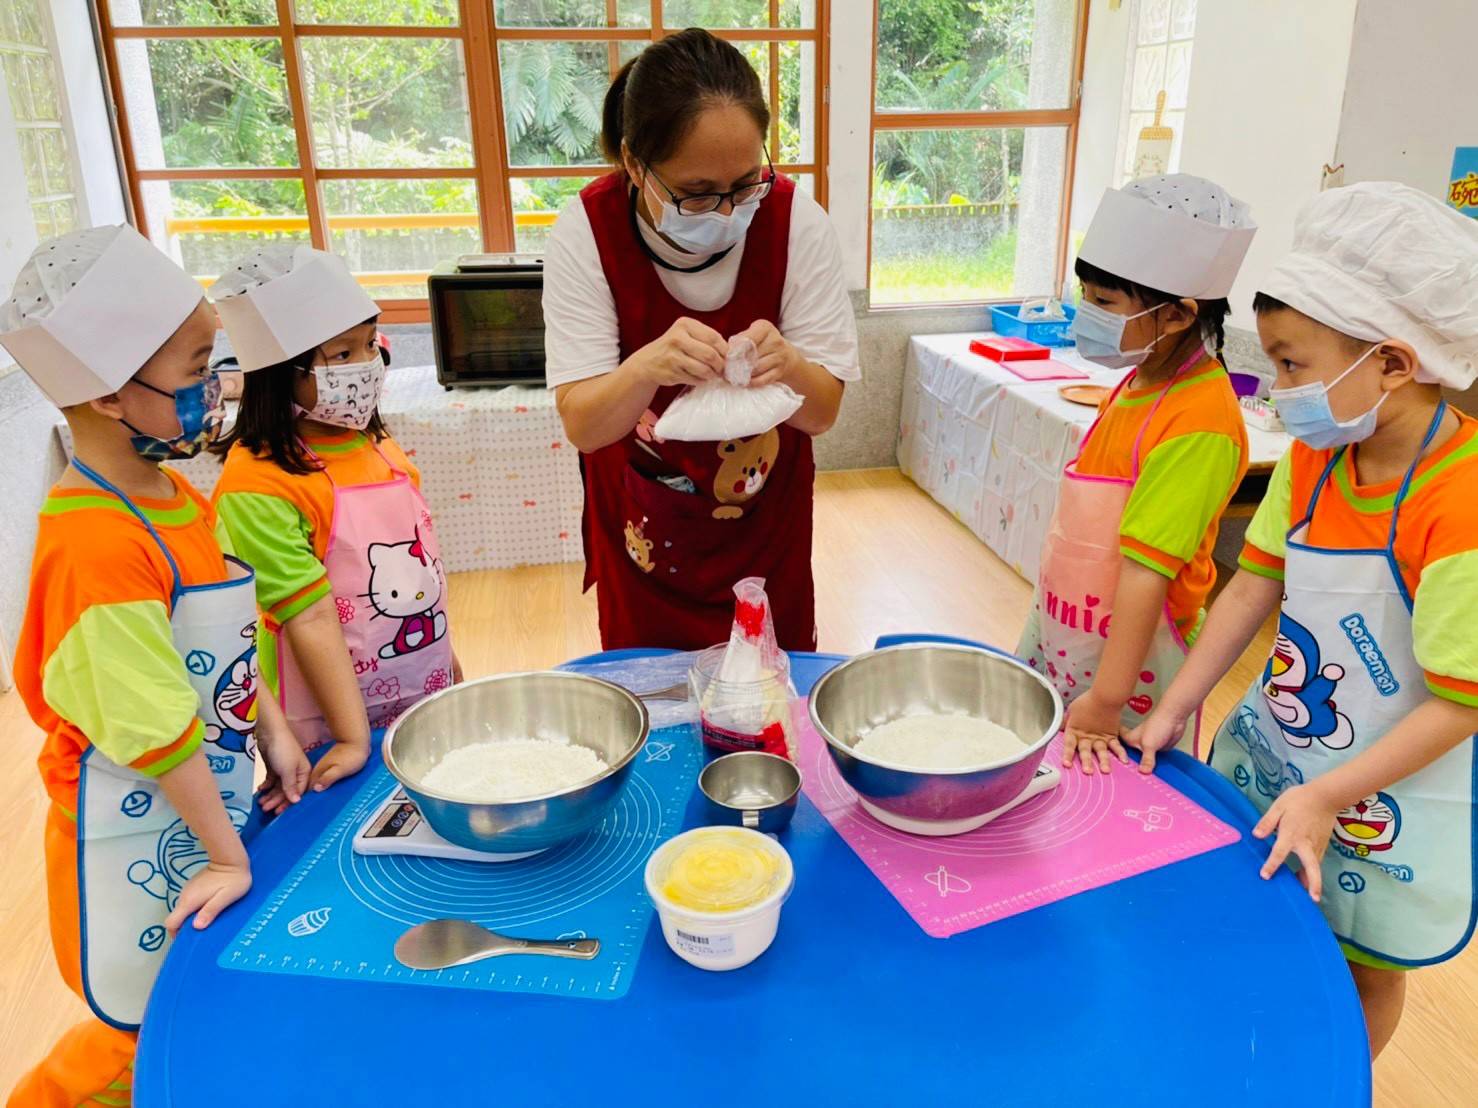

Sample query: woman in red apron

[543,28,859,651]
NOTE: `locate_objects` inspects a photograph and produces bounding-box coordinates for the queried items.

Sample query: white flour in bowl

[854,714,1027,770]
[421,738,609,801]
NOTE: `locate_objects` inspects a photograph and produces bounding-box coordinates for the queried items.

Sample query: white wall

[1336,0,1476,197]
[826,0,875,291]
[1067,0,1134,242]
[51,0,127,228]
[1176,0,1356,319]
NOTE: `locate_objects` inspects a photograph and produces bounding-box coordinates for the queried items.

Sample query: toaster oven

[428,254,546,388]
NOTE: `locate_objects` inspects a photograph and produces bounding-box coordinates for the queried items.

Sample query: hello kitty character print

[363,525,449,660]
[275,439,455,750]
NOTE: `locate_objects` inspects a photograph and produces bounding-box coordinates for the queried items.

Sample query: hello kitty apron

[71,460,259,1029]
[1211,401,1477,965]
[1017,351,1203,753]
[577,172,817,653]
[277,440,454,747]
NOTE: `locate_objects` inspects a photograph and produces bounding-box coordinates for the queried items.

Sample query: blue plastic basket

[989,302,1077,347]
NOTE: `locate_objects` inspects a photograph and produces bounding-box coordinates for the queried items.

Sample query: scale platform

[353,790,544,862]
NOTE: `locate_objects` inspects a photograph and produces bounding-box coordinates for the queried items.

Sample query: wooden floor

[1,469,1473,1102]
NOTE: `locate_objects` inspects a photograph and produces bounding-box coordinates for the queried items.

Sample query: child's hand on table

[1062,688,1130,774]
[1252,783,1339,902]
[1123,707,1190,775]
[255,692,309,814]
[165,860,252,933]
[309,736,370,793]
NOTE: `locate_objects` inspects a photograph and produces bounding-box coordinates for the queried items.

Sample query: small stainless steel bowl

[809,644,1063,836]
[384,671,650,854]
[698,752,802,834]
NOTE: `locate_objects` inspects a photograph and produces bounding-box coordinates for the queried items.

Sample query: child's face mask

[1270,344,1384,450]
[301,357,385,430]
[123,371,224,460]
[1070,300,1164,370]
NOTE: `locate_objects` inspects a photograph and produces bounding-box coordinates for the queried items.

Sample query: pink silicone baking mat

[798,720,1239,938]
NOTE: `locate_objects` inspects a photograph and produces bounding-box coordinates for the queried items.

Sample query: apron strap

[71,458,184,605]
[298,433,406,490]
[1072,344,1207,476]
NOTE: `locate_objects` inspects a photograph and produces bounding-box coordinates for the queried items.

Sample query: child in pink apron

[209,246,459,793]
[1132,182,1478,1060]
[1017,175,1256,773]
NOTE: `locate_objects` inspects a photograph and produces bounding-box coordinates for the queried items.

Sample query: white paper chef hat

[210,244,378,372]
[1260,181,1478,389]
[1077,174,1257,299]
[0,225,204,408]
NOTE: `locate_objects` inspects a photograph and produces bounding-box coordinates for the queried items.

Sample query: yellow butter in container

[645,827,793,971]
[661,829,784,912]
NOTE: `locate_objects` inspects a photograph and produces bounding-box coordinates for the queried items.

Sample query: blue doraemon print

[127,805,250,943]
[1225,706,1304,798]
[1261,611,1355,750]
[204,624,261,764]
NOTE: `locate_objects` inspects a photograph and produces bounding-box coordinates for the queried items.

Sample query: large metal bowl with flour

[384,671,649,855]
[809,643,1062,835]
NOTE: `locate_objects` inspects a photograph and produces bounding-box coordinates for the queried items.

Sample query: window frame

[93,0,830,324]
[866,0,1090,308]
[1,1,88,238]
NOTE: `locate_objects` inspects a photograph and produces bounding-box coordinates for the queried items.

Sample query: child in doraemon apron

[71,461,259,1029]
[1211,401,1477,969]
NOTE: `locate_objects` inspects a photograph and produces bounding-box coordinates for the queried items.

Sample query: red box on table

[970,336,1051,362]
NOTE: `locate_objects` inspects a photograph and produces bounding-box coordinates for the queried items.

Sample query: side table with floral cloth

[54,366,584,575]
[899,333,1288,584]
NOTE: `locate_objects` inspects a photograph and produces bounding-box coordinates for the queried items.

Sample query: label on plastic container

[701,717,791,758]
[673,928,736,958]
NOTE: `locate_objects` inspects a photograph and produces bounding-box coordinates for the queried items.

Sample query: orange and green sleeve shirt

[14,468,230,816]
[1241,411,1478,707]
[1075,355,1250,633]
[212,428,420,629]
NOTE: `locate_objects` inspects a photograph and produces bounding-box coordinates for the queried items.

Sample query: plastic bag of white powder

[653,335,803,442]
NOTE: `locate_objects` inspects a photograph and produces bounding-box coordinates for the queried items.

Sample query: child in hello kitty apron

[1132,182,1478,1060]
[211,246,460,793]
[1016,175,1256,773]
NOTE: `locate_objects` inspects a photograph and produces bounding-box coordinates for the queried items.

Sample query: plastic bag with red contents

[652,335,803,442]
[697,576,799,761]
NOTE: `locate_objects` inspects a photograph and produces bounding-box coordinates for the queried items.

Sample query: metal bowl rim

[807,643,1064,776]
[697,751,803,809]
[383,670,651,806]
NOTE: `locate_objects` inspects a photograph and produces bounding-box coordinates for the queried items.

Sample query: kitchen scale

[353,789,544,862]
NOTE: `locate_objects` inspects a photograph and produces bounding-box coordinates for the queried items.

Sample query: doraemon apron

[1211,401,1477,965]
[1017,350,1205,754]
[71,460,259,1029]
[277,440,454,748]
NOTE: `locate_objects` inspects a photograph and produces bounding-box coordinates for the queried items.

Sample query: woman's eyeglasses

[644,154,776,215]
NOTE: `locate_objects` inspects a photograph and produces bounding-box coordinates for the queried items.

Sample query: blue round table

[136,643,1370,1105]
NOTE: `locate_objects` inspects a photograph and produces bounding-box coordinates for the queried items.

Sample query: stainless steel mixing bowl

[384,671,650,854]
[809,644,1063,836]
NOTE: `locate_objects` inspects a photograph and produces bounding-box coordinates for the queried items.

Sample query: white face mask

[645,176,758,254]
[304,357,385,430]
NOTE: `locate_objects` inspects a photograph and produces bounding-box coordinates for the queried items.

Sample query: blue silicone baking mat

[217,724,699,1000]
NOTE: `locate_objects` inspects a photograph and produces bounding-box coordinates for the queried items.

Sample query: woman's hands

[630,318,728,388]
[737,319,804,388]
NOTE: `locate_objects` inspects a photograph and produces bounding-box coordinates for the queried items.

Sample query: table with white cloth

[53,365,584,574]
[898,332,1290,584]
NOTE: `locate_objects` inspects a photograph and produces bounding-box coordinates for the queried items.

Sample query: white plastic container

[644,827,794,972]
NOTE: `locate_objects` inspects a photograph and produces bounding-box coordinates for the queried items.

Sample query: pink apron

[1016,350,1204,755]
[278,440,455,747]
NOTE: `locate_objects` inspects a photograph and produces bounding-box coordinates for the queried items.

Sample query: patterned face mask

[303,357,385,430]
[124,371,224,461]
